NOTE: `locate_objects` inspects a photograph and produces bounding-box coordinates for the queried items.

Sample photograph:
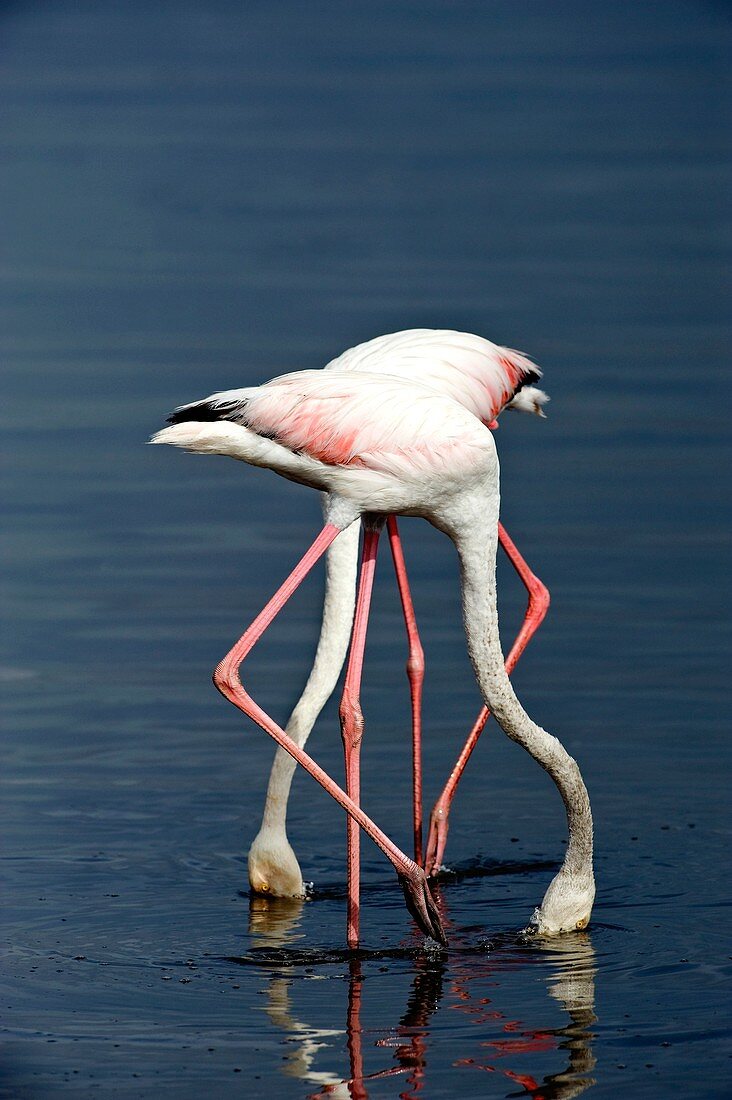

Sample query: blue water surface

[1,2,730,1096]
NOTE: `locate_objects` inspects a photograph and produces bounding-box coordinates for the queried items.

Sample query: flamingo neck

[259,516,360,832]
[451,509,593,883]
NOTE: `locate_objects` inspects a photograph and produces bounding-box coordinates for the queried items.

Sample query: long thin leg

[387,515,425,867]
[213,522,446,946]
[340,524,380,949]
[424,521,550,877]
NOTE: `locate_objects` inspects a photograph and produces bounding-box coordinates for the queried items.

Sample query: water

[1,1,730,1095]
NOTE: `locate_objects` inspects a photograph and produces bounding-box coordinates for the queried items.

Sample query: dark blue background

[2,2,729,1096]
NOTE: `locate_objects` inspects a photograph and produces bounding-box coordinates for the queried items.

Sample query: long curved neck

[260,515,360,832]
[451,506,593,881]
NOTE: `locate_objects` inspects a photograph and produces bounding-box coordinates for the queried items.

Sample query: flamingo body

[323,328,547,423]
[164,328,552,900]
[152,341,595,940]
[160,370,494,516]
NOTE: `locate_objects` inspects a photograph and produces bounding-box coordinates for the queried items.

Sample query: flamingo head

[526,868,596,936]
[248,829,306,898]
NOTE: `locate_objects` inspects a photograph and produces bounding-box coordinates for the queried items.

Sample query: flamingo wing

[325,328,542,422]
[165,370,487,477]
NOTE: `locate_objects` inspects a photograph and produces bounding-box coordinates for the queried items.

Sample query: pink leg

[213,522,446,946]
[345,958,367,1100]
[387,515,425,867]
[340,524,380,949]
[424,521,550,877]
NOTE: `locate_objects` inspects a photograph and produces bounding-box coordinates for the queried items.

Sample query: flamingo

[151,366,595,948]
[246,329,551,899]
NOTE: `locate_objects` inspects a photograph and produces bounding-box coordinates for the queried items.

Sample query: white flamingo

[152,365,594,948]
[246,330,551,897]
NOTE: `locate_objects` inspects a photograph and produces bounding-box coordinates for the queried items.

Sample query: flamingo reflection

[244,890,597,1098]
[248,896,349,1094]
[449,927,597,1098]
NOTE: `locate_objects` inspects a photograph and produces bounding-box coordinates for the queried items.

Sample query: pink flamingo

[152,367,594,948]
[245,330,551,899]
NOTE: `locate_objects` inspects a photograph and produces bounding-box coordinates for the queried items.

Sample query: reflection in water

[247,893,597,1098]
[540,938,598,1099]
[248,897,348,1094]
[450,932,597,1099]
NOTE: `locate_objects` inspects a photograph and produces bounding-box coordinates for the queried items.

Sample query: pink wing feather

[324,329,541,424]
[236,370,487,476]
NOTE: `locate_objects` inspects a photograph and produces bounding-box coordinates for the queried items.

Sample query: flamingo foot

[424,805,449,879]
[398,868,447,946]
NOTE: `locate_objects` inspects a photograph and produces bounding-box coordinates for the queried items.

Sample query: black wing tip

[166,399,244,426]
[510,366,542,401]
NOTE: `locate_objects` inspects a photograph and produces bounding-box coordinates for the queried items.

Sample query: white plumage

[152,329,594,944]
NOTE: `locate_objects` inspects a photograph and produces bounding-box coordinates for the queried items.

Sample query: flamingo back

[324,329,542,423]
[162,370,490,483]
